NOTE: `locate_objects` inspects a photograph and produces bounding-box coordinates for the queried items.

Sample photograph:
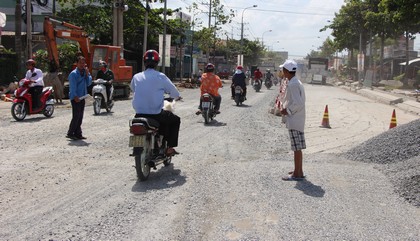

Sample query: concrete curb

[337,84,420,116]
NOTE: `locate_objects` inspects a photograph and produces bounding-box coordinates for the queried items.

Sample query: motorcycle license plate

[129,135,146,147]
[202,102,210,108]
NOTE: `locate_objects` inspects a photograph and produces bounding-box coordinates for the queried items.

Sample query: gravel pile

[345,119,420,206]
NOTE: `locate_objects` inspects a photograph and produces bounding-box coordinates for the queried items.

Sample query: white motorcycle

[92,78,114,115]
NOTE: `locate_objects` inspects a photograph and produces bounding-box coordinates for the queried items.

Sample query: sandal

[288,171,306,177]
[282,175,305,181]
[165,148,180,157]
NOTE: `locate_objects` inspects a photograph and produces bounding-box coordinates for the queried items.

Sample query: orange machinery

[43,16,132,98]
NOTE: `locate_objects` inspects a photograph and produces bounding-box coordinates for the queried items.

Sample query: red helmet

[143,49,160,63]
[205,63,215,72]
[143,49,160,68]
[236,65,243,70]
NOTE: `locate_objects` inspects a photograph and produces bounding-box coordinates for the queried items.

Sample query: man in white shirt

[131,49,181,156]
[280,59,306,181]
[25,59,44,110]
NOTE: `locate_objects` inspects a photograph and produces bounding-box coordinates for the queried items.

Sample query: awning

[399,58,420,66]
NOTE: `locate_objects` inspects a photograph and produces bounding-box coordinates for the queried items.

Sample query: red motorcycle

[11,78,55,121]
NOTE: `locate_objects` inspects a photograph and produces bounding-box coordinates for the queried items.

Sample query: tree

[380,0,420,86]
[364,0,398,82]
[321,1,379,80]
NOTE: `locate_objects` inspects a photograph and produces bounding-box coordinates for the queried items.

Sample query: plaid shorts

[289,129,306,151]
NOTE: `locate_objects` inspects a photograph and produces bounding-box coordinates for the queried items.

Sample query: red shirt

[200,72,222,96]
[254,70,262,79]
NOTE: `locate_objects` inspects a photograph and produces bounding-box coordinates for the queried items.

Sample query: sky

[150,0,347,60]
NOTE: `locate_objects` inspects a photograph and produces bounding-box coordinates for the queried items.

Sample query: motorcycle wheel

[235,95,240,106]
[135,150,151,181]
[93,97,101,115]
[43,104,54,117]
[11,102,27,121]
[204,109,210,124]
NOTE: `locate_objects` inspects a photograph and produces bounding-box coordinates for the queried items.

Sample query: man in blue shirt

[66,56,92,140]
[131,50,181,156]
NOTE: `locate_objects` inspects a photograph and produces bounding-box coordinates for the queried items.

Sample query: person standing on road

[280,59,306,181]
[66,56,92,140]
[131,49,182,157]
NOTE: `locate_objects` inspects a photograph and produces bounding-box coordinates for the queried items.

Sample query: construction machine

[43,16,132,98]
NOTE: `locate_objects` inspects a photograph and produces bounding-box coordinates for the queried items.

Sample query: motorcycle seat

[132,117,160,129]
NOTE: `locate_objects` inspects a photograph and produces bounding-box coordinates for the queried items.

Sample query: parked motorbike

[234,86,245,106]
[92,78,114,115]
[11,77,55,121]
[200,93,217,124]
[253,79,262,92]
[265,77,273,89]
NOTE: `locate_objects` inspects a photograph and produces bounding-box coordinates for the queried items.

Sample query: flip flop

[165,148,180,157]
[288,171,306,177]
[282,175,305,181]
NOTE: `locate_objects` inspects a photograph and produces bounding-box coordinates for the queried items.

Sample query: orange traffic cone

[389,109,397,129]
[320,105,331,128]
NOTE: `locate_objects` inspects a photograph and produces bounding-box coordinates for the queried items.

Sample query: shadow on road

[294,179,325,198]
[131,164,186,192]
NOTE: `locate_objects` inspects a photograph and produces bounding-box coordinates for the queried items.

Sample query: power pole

[113,0,124,58]
[161,0,167,74]
[142,0,149,71]
[26,0,32,59]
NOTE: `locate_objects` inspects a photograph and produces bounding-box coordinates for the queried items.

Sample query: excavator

[43,16,132,98]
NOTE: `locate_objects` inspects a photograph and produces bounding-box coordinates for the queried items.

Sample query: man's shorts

[289,129,306,151]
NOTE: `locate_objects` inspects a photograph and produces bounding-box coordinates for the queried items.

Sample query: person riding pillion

[96,60,114,103]
[196,63,223,115]
[231,65,247,100]
[25,59,44,110]
[131,49,182,157]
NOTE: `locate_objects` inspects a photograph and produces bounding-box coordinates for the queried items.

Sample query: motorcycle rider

[231,65,247,100]
[265,69,273,82]
[196,63,223,115]
[131,49,181,157]
[96,60,114,104]
[253,67,263,86]
[25,59,44,110]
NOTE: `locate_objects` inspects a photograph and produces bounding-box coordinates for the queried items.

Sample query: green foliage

[57,5,112,45]
[394,73,404,81]
[34,43,79,75]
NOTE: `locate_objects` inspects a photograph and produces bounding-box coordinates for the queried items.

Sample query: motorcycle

[253,79,262,92]
[265,77,273,89]
[128,117,172,181]
[234,86,245,106]
[92,78,114,115]
[273,77,279,86]
[11,77,55,121]
[200,93,217,124]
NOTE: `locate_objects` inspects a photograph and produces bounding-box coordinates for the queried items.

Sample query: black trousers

[135,110,181,148]
[67,99,85,137]
[29,86,43,109]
